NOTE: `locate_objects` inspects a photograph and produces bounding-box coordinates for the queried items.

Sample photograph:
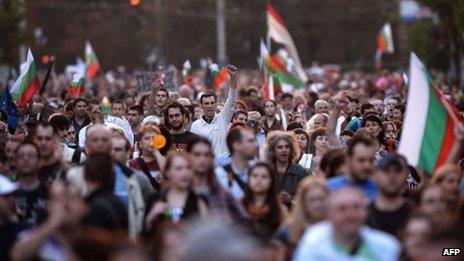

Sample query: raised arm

[327,95,347,148]
[446,123,464,164]
[221,65,238,122]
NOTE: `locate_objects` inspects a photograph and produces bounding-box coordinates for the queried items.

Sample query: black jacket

[279,163,310,197]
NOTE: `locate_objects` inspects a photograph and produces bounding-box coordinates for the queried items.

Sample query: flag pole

[39,57,55,95]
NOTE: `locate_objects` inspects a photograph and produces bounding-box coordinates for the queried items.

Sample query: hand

[145,201,167,228]
[227,64,238,79]
[278,191,292,205]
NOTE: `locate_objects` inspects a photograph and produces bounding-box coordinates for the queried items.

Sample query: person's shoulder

[361,226,400,253]
[296,221,332,250]
[290,163,307,176]
[327,175,349,188]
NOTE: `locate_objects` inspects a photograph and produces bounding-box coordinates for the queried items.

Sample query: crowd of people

[0,61,464,261]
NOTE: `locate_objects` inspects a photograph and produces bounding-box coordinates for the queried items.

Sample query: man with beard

[164,102,198,152]
[366,153,411,236]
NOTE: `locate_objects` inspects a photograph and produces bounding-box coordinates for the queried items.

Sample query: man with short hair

[14,142,48,226]
[147,85,170,117]
[216,127,258,199]
[164,102,199,151]
[294,187,400,260]
[328,135,378,200]
[112,100,126,119]
[69,98,91,138]
[190,64,238,156]
[367,154,411,236]
[391,104,405,122]
[4,137,21,177]
[314,99,329,114]
[127,105,144,140]
[232,110,248,125]
[281,93,294,114]
[371,99,385,116]
[49,114,85,165]
[34,123,65,186]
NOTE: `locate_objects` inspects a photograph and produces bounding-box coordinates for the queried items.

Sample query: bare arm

[446,123,464,164]
[327,96,347,148]
[221,65,238,123]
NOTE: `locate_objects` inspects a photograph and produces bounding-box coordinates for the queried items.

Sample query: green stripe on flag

[12,63,38,101]
[418,87,448,174]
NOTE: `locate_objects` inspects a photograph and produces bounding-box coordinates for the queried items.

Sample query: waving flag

[267,1,307,83]
[85,40,101,79]
[68,74,85,95]
[375,23,394,70]
[0,87,20,131]
[265,54,304,88]
[399,53,464,175]
[10,48,40,107]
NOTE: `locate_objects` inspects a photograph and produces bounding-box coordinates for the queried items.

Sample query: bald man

[294,187,400,261]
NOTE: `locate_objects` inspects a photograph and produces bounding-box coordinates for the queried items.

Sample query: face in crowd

[349,142,375,181]
[85,125,112,154]
[34,125,59,160]
[112,102,125,118]
[201,95,218,119]
[127,108,143,128]
[74,100,88,118]
[189,142,214,175]
[248,165,272,195]
[16,143,40,175]
[167,107,185,131]
[155,89,169,108]
[264,101,277,118]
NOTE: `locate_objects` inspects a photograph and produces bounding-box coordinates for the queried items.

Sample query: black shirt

[38,161,65,186]
[170,131,199,152]
[0,221,25,261]
[366,200,411,237]
[14,182,49,226]
[69,116,91,142]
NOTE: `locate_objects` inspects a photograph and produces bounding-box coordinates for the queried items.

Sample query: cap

[0,174,19,196]
[376,153,406,171]
[142,115,160,126]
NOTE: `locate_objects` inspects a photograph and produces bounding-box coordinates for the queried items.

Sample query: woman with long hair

[276,176,329,255]
[145,152,208,230]
[308,128,330,172]
[292,128,312,170]
[431,164,462,222]
[362,114,386,160]
[242,162,286,235]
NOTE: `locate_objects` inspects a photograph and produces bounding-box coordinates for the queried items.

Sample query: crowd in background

[0,61,464,261]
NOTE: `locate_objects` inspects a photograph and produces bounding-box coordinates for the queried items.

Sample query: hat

[142,115,160,126]
[0,174,19,196]
[376,153,406,170]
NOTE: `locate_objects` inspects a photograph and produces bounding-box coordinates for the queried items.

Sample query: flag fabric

[259,39,272,100]
[205,63,229,89]
[182,60,194,84]
[10,48,40,107]
[0,87,20,131]
[375,23,394,70]
[85,40,101,79]
[398,53,464,175]
[267,1,307,83]
[265,54,304,88]
[68,74,85,95]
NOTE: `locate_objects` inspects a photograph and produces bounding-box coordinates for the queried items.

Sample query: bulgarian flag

[68,74,85,95]
[265,54,304,88]
[85,40,101,79]
[375,23,394,70]
[267,1,307,83]
[206,63,229,89]
[10,48,40,107]
[398,53,464,175]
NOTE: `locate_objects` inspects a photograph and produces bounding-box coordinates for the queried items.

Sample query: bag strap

[223,164,246,191]
[135,157,161,192]
[71,149,81,165]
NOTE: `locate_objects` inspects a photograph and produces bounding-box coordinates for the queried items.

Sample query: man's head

[371,99,385,115]
[386,97,399,114]
[34,122,59,160]
[200,92,218,119]
[374,154,408,198]
[315,100,329,114]
[73,98,88,118]
[328,187,367,239]
[247,87,259,104]
[312,113,328,129]
[347,135,375,181]
[281,93,294,111]
[232,110,248,125]
[111,100,126,118]
[226,127,258,160]
[264,100,277,117]
[360,103,375,116]
[155,88,169,108]
[15,141,40,176]
[4,137,21,168]
[85,124,112,154]
[187,136,215,175]
[49,114,70,143]
[111,137,131,164]
[84,153,114,189]
[265,131,299,165]
[124,95,136,108]
[127,104,143,128]
[164,102,187,131]
[392,104,405,122]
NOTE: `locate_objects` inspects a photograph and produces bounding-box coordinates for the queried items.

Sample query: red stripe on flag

[87,63,100,78]
[16,78,40,107]
[377,34,386,53]
[268,55,287,72]
[435,115,455,170]
[214,68,229,88]
[266,1,285,26]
